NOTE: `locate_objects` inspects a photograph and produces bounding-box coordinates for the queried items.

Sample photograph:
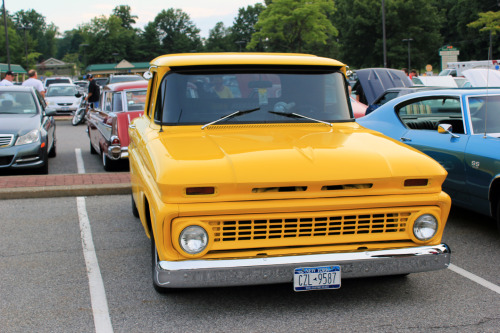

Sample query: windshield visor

[156,68,352,125]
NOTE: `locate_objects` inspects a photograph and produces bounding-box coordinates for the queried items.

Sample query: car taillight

[110,136,120,145]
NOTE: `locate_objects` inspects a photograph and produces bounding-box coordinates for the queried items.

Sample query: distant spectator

[402,68,409,76]
[22,70,45,97]
[85,74,100,109]
[0,71,14,86]
[409,69,418,80]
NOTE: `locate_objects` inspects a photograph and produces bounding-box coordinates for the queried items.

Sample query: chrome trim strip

[154,244,450,288]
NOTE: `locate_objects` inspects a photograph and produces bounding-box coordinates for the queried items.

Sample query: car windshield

[110,76,143,83]
[156,67,352,125]
[45,79,71,87]
[468,95,500,135]
[126,89,147,111]
[0,91,37,114]
[46,86,78,97]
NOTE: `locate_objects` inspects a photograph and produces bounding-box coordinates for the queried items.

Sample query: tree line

[1,0,499,73]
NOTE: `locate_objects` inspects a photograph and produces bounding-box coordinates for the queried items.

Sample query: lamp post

[79,43,89,73]
[18,24,31,70]
[112,52,119,74]
[2,0,11,71]
[235,40,245,52]
[402,38,414,70]
[382,0,387,68]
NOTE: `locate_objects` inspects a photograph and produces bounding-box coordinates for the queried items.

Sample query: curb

[0,183,131,200]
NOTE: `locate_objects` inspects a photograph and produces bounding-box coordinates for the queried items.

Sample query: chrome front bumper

[154,244,451,289]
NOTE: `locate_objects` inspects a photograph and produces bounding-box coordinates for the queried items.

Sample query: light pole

[235,40,245,52]
[382,0,387,68]
[2,0,11,71]
[402,38,414,70]
[18,24,31,70]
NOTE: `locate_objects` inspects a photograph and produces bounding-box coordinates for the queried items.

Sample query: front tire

[72,109,85,126]
[151,234,170,294]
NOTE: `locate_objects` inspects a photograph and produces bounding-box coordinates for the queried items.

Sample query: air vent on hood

[252,186,307,193]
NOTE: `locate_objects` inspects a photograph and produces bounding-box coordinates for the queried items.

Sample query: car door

[88,91,111,154]
[396,96,470,204]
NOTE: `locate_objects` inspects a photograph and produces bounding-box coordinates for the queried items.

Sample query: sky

[4,0,262,38]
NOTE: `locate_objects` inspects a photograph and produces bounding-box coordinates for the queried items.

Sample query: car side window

[397,97,464,134]
[112,92,123,112]
[104,92,113,112]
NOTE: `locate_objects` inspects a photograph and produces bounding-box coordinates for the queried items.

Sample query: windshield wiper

[201,107,260,129]
[268,111,332,127]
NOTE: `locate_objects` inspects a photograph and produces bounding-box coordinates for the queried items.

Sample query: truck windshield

[156,67,352,125]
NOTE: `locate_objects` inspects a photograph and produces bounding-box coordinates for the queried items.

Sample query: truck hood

[148,123,447,203]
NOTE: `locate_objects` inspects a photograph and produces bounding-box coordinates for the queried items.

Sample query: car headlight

[413,214,438,241]
[47,100,56,106]
[15,129,40,145]
[179,225,208,254]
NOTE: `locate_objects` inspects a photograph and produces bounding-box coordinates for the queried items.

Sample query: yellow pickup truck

[129,53,451,292]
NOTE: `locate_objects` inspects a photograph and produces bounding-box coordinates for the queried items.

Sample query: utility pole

[18,25,31,70]
[402,38,414,70]
[382,0,387,68]
[2,0,11,71]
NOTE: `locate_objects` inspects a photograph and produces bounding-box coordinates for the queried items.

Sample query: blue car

[358,88,500,231]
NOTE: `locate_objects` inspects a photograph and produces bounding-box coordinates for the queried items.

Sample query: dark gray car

[0,86,57,174]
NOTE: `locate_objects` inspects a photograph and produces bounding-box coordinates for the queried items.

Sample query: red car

[87,81,148,171]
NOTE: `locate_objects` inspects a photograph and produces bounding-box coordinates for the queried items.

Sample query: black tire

[102,151,115,171]
[48,139,56,158]
[496,198,500,234]
[89,138,97,155]
[151,234,170,294]
[72,109,85,126]
[131,193,139,218]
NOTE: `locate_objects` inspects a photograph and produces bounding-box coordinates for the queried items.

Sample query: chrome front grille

[207,210,412,245]
[0,134,14,147]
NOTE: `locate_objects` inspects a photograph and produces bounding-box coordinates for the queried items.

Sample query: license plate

[294,265,341,291]
[61,107,69,111]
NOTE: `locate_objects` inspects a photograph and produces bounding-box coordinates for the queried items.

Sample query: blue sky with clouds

[5,0,262,37]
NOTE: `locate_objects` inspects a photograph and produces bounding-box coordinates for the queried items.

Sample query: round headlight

[413,214,438,241]
[179,225,208,254]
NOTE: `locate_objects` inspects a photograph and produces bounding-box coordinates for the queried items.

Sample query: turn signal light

[404,179,428,187]
[185,187,215,195]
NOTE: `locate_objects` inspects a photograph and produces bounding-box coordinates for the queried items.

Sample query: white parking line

[75,148,85,174]
[77,197,114,333]
[448,264,500,295]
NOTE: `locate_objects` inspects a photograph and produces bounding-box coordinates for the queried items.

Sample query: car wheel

[102,151,115,171]
[151,234,170,294]
[496,198,500,234]
[72,108,85,126]
[48,140,56,158]
[89,139,97,155]
[131,193,139,218]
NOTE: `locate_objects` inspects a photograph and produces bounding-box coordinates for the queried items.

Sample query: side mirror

[438,123,459,138]
[45,107,57,116]
[143,71,152,80]
[75,93,83,98]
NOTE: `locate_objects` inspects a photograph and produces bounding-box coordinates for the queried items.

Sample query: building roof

[86,61,150,72]
[0,63,27,74]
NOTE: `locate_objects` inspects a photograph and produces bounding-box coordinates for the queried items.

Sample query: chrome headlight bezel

[179,225,209,255]
[413,214,438,241]
[15,129,40,146]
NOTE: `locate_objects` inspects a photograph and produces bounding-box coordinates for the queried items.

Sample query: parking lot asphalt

[0,172,131,199]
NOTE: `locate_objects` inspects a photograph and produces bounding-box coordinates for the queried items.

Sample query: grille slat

[0,134,14,147]
[211,211,410,243]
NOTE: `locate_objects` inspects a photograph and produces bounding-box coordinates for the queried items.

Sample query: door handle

[400,137,412,142]
[129,124,136,129]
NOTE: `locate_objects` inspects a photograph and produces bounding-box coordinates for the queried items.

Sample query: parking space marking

[77,197,114,333]
[75,148,85,174]
[448,264,500,295]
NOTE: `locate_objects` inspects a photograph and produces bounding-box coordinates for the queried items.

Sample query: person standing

[85,74,100,109]
[0,71,15,86]
[22,70,45,97]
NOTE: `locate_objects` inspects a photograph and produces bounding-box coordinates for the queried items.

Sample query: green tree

[440,0,499,61]
[205,22,233,52]
[335,0,444,70]
[12,9,57,61]
[231,3,266,51]
[146,9,202,54]
[248,0,338,53]
[112,5,138,30]
[0,10,25,66]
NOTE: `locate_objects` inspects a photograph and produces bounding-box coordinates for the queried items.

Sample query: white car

[45,83,82,115]
[43,76,73,90]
